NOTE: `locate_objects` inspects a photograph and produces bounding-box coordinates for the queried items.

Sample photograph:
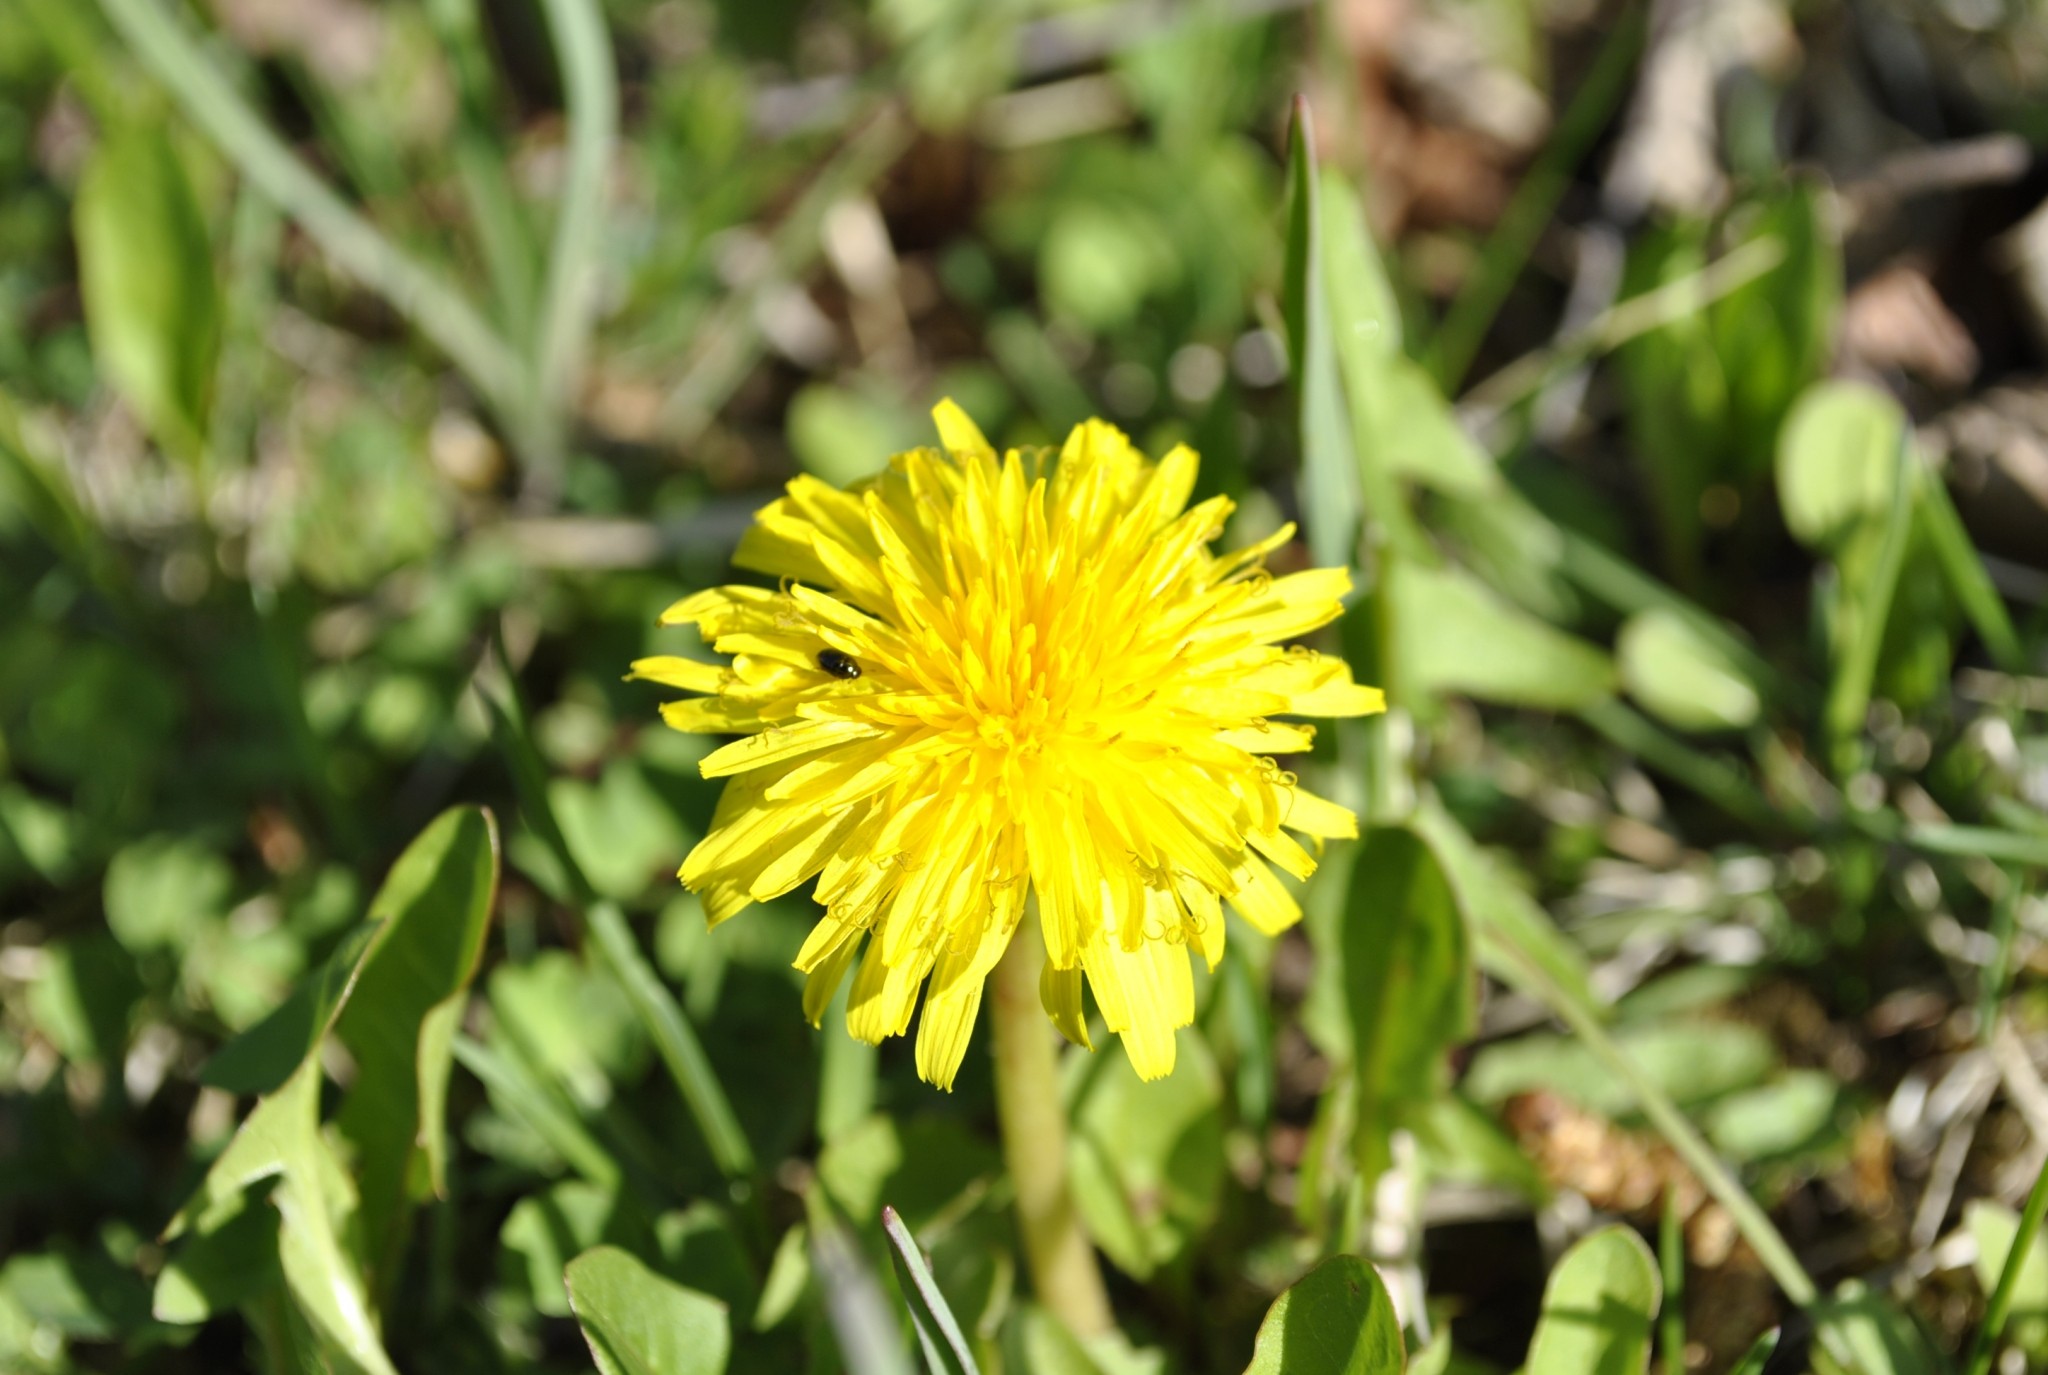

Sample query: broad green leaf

[1358,358,1497,500]
[1810,1281,1942,1375]
[152,1186,280,1323]
[1969,1201,2048,1361]
[1390,562,1614,710]
[1410,1093,1548,1201]
[566,1245,732,1375]
[332,806,499,1291]
[1524,1226,1659,1375]
[1616,608,1762,733]
[23,935,138,1069]
[1788,384,1916,768]
[3,1243,151,1341]
[1775,381,1905,552]
[162,1062,399,1375]
[754,1224,811,1332]
[1242,1256,1404,1375]
[1344,828,1473,1188]
[1068,1029,1225,1278]
[1465,1020,1776,1119]
[1282,99,1363,568]
[73,125,220,461]
[103,834,232,956]
[1703,1071,1843,1164]
[501,1181,651,1318]
[788,383,923,487]
[881,1206,979,1375]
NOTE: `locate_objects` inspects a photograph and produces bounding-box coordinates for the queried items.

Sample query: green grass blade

[1965,1159,2048,1375]
[1727,1328,1780,1375]
[880,1206,980,1375]
[1906,824,2048,870]
[1281,96,1363,569]
[1919,470,2025,672]
[451,1033,621,1190]
[532,0,619,491]
[92,0,528,422]
[585,901,756,1181]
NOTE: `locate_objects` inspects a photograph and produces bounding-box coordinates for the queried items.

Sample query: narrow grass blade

[1728,1328,1780,1375]
[1281,96,1362,570]
[532,0,619,491]
[585,901,756,1181]
[881,1207,979,1375]
[808,1193,916,1375]
[1906,824,2048,870]
[92,0,527,422]
[1966,1163,2048,1375]
[450,1033,621,1190]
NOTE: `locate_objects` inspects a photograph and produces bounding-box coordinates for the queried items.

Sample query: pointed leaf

[1282,98,1363,568]
[332,806,499,1287]
[881,1206,980,1375]
[73,125,220,460]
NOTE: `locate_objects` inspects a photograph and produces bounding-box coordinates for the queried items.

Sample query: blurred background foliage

[5,0,2048,1371]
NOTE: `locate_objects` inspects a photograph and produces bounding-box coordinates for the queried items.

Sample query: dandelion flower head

[634,403,1385,1088]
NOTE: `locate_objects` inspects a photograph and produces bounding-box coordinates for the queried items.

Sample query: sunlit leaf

[1524,1226,1659,1375]
[73,125,220,462]
[567,1245,733,1375]
[1242,1256,1404,1375]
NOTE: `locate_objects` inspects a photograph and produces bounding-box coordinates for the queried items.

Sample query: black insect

[817,648,862,680]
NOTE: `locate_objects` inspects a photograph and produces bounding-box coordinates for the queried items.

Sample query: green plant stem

[93,0,528,428]
[1514,948,1818,1309]
[530,0,618,497]
[1425,2,1647,391]
[1964,1156,2048,1375]
[1659,1190,1685,1375]
[990,923,1114,1339]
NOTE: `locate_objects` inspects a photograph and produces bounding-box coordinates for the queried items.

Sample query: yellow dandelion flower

[633,403,1385,1089]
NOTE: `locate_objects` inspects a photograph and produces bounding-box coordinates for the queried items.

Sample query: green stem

[1659,1189,1686,1375]
[93,0,528,427]
[1964,1156,2048,1375]
[991,923,1114,1339]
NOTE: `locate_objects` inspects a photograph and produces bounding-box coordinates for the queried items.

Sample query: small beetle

[817,648,862,680]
